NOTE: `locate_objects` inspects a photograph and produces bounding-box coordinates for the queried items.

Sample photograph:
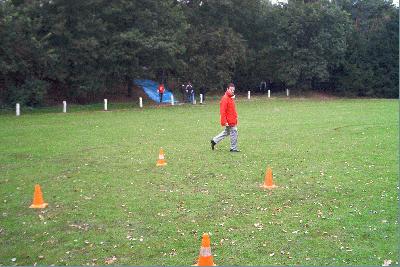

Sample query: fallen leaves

[219,238,230,246]
[169,249,177,257]
[254,222,264,231]
[162,249,178,257]
[340,246,353,252]
[126,234,135,241]
[69,223,90,231]
[105,256,117,264]
[383,259,392,266]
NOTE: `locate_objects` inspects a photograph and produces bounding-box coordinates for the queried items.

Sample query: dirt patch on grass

[309,92,338,100]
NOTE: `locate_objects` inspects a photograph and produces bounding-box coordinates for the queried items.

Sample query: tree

[334,0,399,97]
[255,0,351,90]
[184,26,245,90]
[1,0,398,105]
[1,0,187,104]
[179,0,252,90]
[0,0,55,106]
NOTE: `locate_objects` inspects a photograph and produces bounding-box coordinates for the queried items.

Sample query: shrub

[6,80,49,107]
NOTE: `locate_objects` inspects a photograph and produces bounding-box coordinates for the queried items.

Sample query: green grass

[0,96,398,266]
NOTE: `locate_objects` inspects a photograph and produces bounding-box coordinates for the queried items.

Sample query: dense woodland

[0,0,398,106]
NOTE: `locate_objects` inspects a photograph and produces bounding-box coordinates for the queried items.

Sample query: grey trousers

[212,126,238,150]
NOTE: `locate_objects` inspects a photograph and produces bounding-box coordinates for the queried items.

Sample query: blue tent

[134,79,177,104]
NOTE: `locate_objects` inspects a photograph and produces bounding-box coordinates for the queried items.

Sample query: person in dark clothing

[200,85,207,103]
[266,79,272,92]
[260,80,267,94]
[181,82,187,102]
[186,81,193,103]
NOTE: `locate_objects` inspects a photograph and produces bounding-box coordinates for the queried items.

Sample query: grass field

[0,96,398,266]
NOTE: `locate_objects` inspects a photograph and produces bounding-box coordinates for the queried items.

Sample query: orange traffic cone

[194,233,216,266]
[156,148,167,166]
[29,184,48,208]
[261,167,277,189]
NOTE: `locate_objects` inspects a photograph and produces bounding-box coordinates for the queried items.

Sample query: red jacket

[220,91,238,126]
[158,84,165,93]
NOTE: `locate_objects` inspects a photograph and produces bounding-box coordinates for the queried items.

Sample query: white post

[193,95,196,104]
[16,103,20,116]
[139,97,143,108]
[286,89,289,97]
[63,101,67,113]
[171,95,174,106]
[200,94,203,104]
[268,90,271,98]
[248,91,251,100]
[104,99,108,111]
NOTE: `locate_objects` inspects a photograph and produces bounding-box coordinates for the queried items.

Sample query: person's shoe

[230,149,240,152]
[210,140,216,150]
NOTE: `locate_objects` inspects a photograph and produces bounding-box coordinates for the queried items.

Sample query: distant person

[181,82,187,102]
[266,79,272,92]
[186,81,193,103]
[191,85,195,104]
[210,83,239,152]
[260,80,267,94]
[200,85,207,103]
[158,82,165,103]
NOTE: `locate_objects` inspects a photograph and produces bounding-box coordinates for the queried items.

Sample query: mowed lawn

[0,97,398,266]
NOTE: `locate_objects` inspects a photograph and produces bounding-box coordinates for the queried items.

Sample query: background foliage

[0,0,398,106]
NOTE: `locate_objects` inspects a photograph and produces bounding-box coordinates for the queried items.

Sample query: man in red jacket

[210,83,239,152]
[158,83,165,103]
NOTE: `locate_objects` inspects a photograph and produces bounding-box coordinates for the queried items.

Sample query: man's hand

[225,123,229,126]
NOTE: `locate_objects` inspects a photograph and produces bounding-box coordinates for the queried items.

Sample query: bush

[6,80,49,107]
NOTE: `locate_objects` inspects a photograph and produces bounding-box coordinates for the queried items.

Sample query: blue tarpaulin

[134,79,177,104]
